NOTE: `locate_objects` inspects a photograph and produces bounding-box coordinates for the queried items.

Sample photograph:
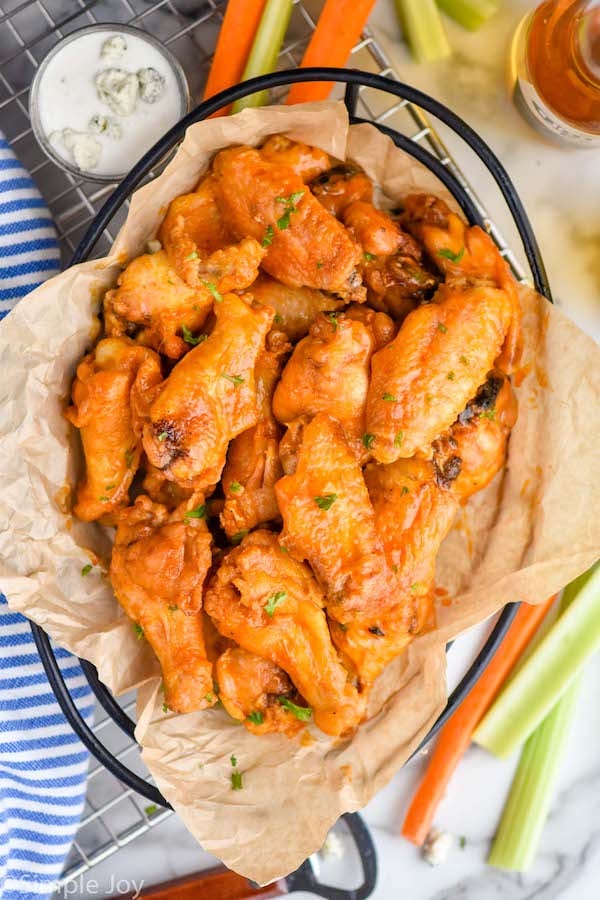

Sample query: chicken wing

[342,200,437,320]
[216,647,303,737]
[159,174,265,293]
[310,163,373,218]
[433,371,518,499]
[272,312,377,458]
[109,494,214,713]
[260,134,330,182]
[366,280,514,462]
[204,530,364,736]
[248,273,344,342]
[104,250,213,359]
[143,293,273,490]
[65,337,162,522]
[212,145,363,299]
[332,457,458,687]
[402,193,521,370]
[275,414,396,621]
[220,332,288,538]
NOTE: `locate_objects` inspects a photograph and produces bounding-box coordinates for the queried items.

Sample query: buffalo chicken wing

[109,495,214,713]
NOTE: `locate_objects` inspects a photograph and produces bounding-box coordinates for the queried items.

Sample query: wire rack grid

[0,0,531,889]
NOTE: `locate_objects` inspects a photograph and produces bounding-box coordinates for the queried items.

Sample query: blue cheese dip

[34,26,188,180]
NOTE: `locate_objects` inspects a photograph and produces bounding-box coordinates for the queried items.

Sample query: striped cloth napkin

[0,133,93,899]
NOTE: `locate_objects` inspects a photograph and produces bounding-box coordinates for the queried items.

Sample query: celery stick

[394,0,451,63]
[231,0,293,112]
[488,674,582,871]
[436,0,498,31]
[473,563,600,758]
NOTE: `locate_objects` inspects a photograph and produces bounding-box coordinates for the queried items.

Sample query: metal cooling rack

[0,0,533,890]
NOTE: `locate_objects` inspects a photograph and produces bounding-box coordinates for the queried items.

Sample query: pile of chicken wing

[66,134,520,739]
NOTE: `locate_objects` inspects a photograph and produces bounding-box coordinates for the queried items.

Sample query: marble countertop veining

[53,2,599,898]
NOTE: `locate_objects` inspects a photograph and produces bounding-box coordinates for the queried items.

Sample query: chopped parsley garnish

[157,431,169,442]
[230,754,237,767]
[124,448,134,467]
[278,697,312,721]
[98,495,109,502]
[105,483,115,491]
[134,624,144,640]
[459,355,469,365]
[314,493,337,511]
[410,582,424,593]
[382,392,397,402]
[184,504,206,521]
[316,261,324,269]
[400,486,409,496]
[145,804,158,816]
[182,325,206,346]
[168,604,178,612]
[247,711,264,725]
[363,251,377,262]
[437,322,448,334]
[447,371,455,381]
[459,836,467,849]
[185,251,198,260]
[230,481,242,493]
[279,545,289,554]
[202,280,223,302]
[479,408,496,421]
[273,313,283,325]
[264,590,287,617]
[205,691,215,703]
[162,702,169,714]
[262,225,274,247]
[394,430,404,448]
[231,771,243,791]
[437,246,465,264]
[221,373,245,387]
[362,433,375,450]
[392,564,399,573]
[231,529,249,546]
[81,564,93,577]
[326,311,338,331]
[275,190,304,230]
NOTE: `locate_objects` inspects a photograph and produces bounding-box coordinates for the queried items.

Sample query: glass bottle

[509,0,600,148]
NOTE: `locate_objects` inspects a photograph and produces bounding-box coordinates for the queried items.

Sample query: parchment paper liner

[0,101,598,883]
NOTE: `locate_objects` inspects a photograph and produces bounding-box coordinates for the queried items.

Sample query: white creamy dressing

[38,31,184,177]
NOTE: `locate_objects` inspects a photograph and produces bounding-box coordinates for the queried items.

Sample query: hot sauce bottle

[510,0,600,148]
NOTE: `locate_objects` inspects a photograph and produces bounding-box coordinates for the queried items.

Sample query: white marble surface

[54,2,600,898]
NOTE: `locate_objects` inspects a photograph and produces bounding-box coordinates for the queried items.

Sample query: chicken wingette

[109,495,214,714]
[143,293,273,490]
[65,337,162,522]
[212,145,363,299]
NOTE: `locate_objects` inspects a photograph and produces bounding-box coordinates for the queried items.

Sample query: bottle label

[515,77,600,148]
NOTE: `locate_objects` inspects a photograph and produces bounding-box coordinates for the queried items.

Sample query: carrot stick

[401,596,556,847]
[286,0,377,105]
[203,0,267,115]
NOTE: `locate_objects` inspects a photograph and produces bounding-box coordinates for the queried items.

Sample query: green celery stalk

[231,0,293,112]
[435,0,498,31]
[473,563,600,758]
[394,0,451,63]
[487,673,582,871]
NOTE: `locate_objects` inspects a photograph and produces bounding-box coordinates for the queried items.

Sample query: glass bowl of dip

[29,24,190,184]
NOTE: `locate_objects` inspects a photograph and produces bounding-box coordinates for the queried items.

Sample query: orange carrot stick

[203,0,267,115]
[286,0,377,105]
[401,596,556,847]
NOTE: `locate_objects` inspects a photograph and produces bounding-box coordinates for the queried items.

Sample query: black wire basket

[30,67,551,899]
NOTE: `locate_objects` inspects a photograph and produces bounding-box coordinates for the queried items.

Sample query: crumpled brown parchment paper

[0,101,598,884]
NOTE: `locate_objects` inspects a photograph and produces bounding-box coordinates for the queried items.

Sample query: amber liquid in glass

[510,0,600,147]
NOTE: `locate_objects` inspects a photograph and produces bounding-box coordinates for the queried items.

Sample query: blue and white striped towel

[0,132,93,899]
